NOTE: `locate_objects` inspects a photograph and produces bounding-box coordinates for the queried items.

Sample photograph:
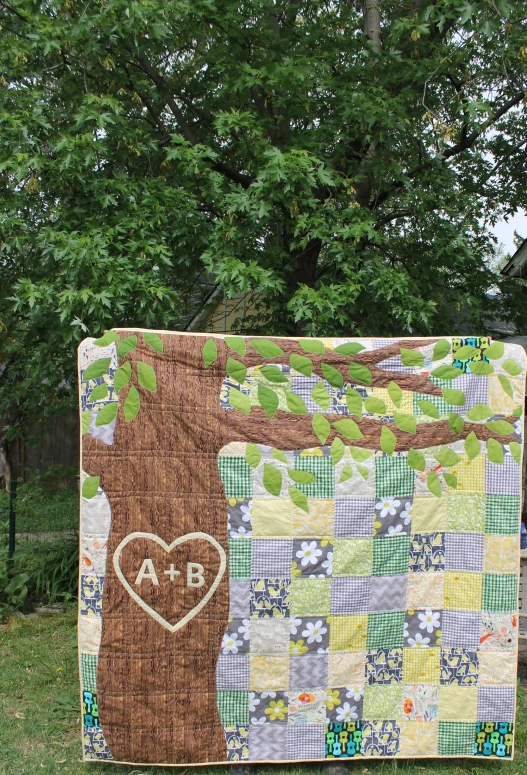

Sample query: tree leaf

[364,396,387,414]
[202,339,218,367]
[333,418,364,440]
[321,362,343,388]
[300,340,325,354]
[431,365,464,379]
[252,339,284,358]
[427,471,442,497]
[113,362,132,393]
[380,425,397,455]
[512,406,523,418]
[417,399,440,419]
[435,448,461,467]
[263,463,282,496]
[466,403,492,421]
[444,473,458,489]
[227,357,247,385]
[83,358,111,380]
[502,358,522,377]
[346,387,363,416]
[124,385,140,420]
[117,335,137,358]
[288,469,316,484]
[230,388,251,415]
[81,411,91,435]
[245,443,261,468]
[89,383,108,402]
[271,449,288,463]
[485,420,515,435]
[487,438,504,464]
[432,339,451,360]
[464,431,480,460]
[357,465,369,480]
[400,347,424,366]
[137,361,157,392]
[312,413,331,444]
[286,393,308,414]
[455,345,480,360]
[469,361,494,375]
[95,401,118,427]
[339,464,354,482]
[225,336,246,357]
[82,476,100,499]
[484,341,504,360]
[289,486,309,513]
[93,331,119,347]
[348,362,372,385]
[407,448,426,471]
[498,374,513,398]
[143,332,163,353]
[509,441,521,465]
[448,413,464,435]
[330,436,345,466]
[393,413,417,434]
[388,380,402,408]
[290,353,313,376]
[261,365,288,383]
[333,342,366,355]
[258,384,279,418]
[349,447,373,462]
[441,389,465,406]
[311,381,331,411]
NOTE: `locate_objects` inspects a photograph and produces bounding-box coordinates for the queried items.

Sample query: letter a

[134,559,159,586]
[187,562,205,588]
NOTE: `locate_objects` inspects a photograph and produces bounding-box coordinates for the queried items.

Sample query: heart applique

[113,531,226,633]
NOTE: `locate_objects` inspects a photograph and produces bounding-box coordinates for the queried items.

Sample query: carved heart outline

[113,531,227,633]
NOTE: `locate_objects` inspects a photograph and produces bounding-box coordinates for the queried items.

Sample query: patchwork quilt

[78,332,524,764]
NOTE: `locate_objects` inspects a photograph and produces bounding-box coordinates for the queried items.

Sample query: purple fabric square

[441,610,480,649]
[287,725,326,759]
[486,454,521,495]
[477,686,516,722]
[331,576,371,614]
[335,499,375,537]
[445,532,484,572]
[249,723,288,761]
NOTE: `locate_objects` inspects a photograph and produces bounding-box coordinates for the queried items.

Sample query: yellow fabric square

[329,615,368,651]
[448,454,485,494]
[252,498,293,537]
[484,535,518,574]
[477,650,517,685]
[411,497,447,533]
[292,498,334,538]
[444,571,482,610]
[406,572,444,610]
[333,538,373,576]
[488,374,523,415]
[328,651,366,687]
[369,386,413,415]
[438,685,478,721]
[250,655,289,691]
[402,647,440,684]
[399,721,438,756]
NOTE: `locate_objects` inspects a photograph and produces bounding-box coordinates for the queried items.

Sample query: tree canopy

[1,0,527,439]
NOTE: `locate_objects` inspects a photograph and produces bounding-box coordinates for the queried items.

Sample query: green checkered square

[485,495,521,535]
[372,534,410,576]
[218,456,253,499]
[366,611,405,649]
[375,455,414,498]
[482,573,518,612]
[414,388,450,418]
[80,654,97,693]
[293,455,335,498]
[217,690,249,725]
[228,538,252,579]
[438,722,477,756]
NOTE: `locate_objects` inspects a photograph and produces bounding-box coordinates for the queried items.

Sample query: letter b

[187,562,205,587]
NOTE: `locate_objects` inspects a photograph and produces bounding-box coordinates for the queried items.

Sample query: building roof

[501,238,527,278]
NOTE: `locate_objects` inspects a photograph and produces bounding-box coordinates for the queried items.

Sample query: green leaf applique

[83,358,112,380]
[202,339,218,368]
[263,463,282,496]
[124,385,140,421]
[82,476,100,499]
[143,332,163,353]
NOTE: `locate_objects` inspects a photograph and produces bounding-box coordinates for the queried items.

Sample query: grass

[1,606,527,775]
[0,468,78,535]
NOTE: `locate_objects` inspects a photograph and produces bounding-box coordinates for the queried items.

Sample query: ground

[0,606,526,775]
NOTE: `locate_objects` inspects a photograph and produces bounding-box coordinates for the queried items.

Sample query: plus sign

[164,564,180,582]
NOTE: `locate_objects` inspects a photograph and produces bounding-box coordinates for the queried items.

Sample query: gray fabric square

[405,609,442,647]
[289,617,330,653]
[335,499,376,536]
[216,654,250,690]
[441,610,480,649]
[374,498,413,536]
[225,618,250,653]
[287,724,326,759]
[252,539,292,577]
[331,576,371,614]
[369,574,407,612]
[250,691,288,725]
[229,579,251,617]
[289,653,329,690]
[228,498,253,536]
[445,532,484,572]
[486,454,521,495]
[249,722,288,761]
[477,686,516,722]
[293,539,332,578]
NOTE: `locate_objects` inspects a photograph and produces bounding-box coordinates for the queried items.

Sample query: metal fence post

[8,479,17,558]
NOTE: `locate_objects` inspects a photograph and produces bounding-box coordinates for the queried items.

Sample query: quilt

[78,331,524,764]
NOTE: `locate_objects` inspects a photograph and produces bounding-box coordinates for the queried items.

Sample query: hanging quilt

[78,332,524,764]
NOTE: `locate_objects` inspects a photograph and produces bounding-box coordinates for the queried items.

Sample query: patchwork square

[438,721,478,755]
[252,498,294,537]
[484,535,518,573]
[480,611,517,650]
[229,539,252,579]
[399,720,438,756]
[289,689,326,724]
[485,495,520,534]
[250,655,289,692]
[293,456,335,499]
[372,535,410,576]
[440,648,478,686]
[438,685,478,721]
[80,654,97,693]
[408,532,445,572]
[404,609,441,647]
[375,455,414,498]
[289,654,329,690]
[287,724,326,759]
[369,574,407,612]
[218,457,253,498]
[366,611,405,649]
[447,493,485,533]
[217,690,249,725]
[485,454,521,495]
[363,684,402,720]
[402,647,440,684]
[293,499,335,538]
[217,655,250,690]
[333,538,373,576]
[334,498,375,537]
[373,497,413,536]
[477,650,516,685]
[290,616,329,653]
[290,578,332,617]
[331,577,371,614]
[411,496,447,533]
[406,572,444,610]
[401,685,438,722]
[250,618,290,654]
[329,615,368,651]
[445,532,484,572]
[328,652,366,687]
[442,610,481,649]
[249,723,288,761]
[229,580,251,617]
[250,578,290,618]
[444,571,482,611]
[249,691,288,724]
[292,539,332,577]
[474,721,514,758]
[482,574,518,612]
[362,720,401,756]
[365,648,403,684]
[252,539,292,577]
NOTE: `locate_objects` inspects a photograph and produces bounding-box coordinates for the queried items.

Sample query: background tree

[1,0,527,441]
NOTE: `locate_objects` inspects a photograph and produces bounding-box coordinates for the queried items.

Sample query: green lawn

[1,606,527,775]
